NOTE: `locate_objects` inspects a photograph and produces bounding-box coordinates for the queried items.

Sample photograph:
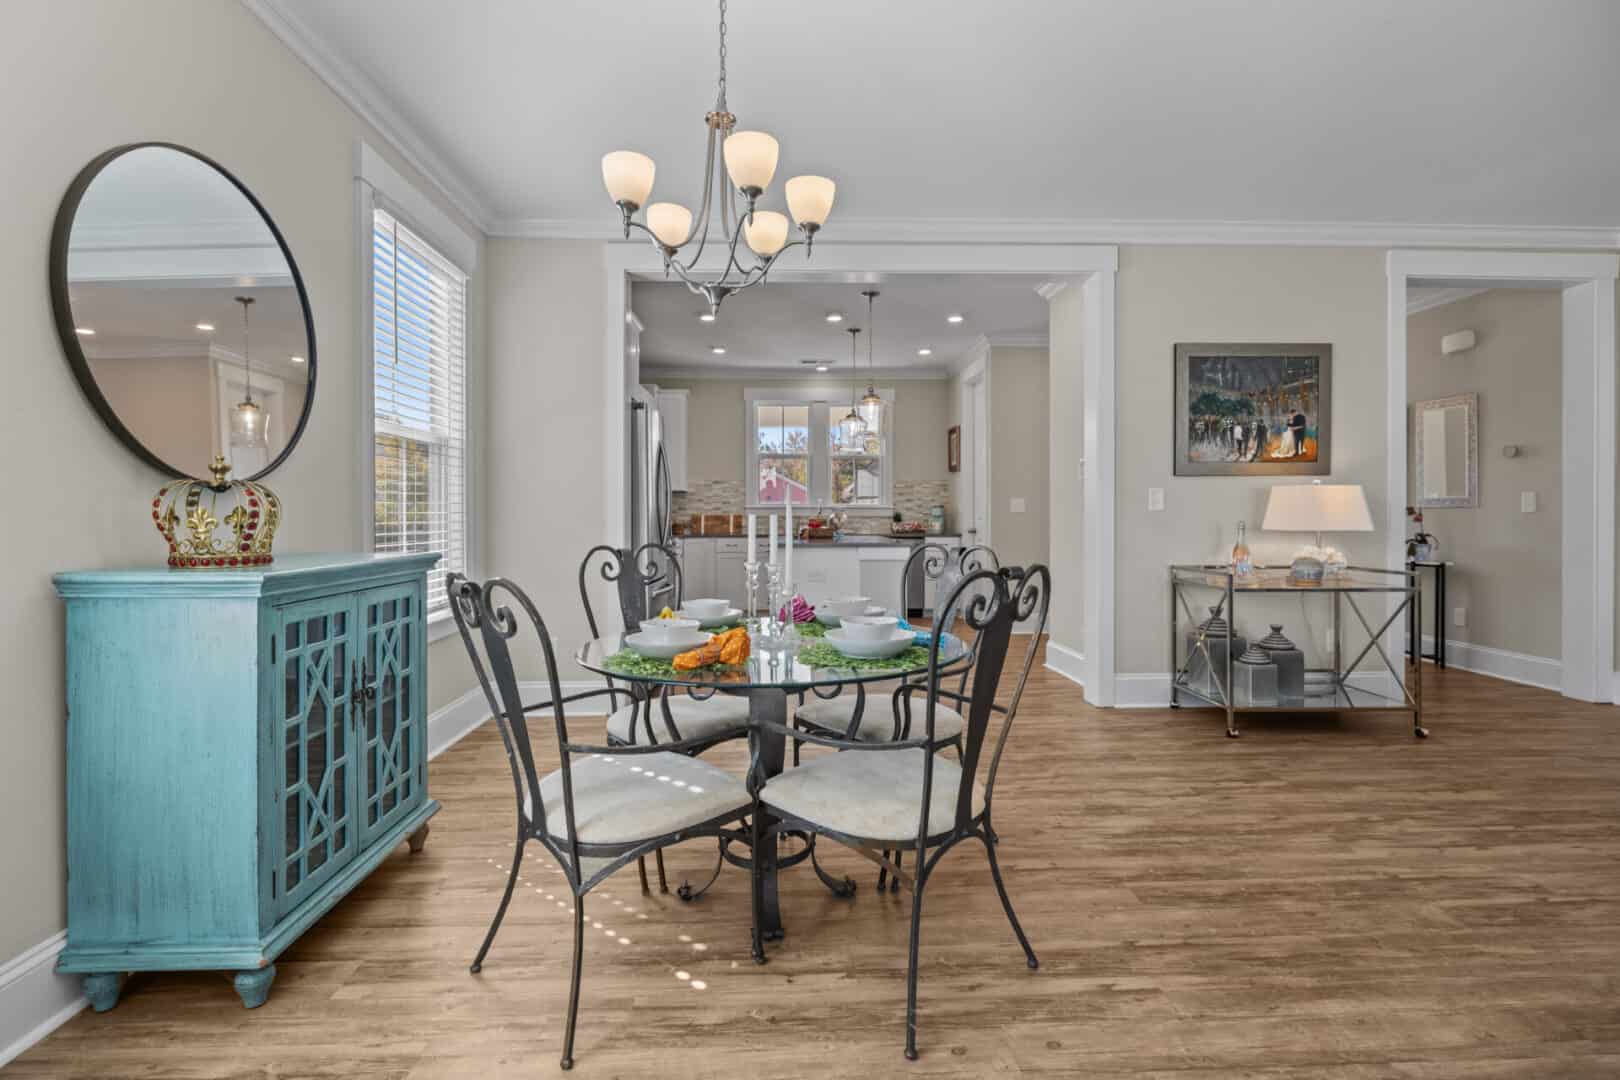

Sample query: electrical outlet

[1009,496,1027,514]
[1148,487,1165,511]
[1453,606,1467,627]
[1521,491,1537,513]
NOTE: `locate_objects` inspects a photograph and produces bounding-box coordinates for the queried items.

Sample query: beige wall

[988,346,1051,569]
[1408,289,1562,659]
[1048,286,1086,651]
[1115,247,1390,674]
[86,354,215,470]
[0,0,485,959]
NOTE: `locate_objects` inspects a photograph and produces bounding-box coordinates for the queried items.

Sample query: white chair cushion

[607,693,750,745]
[760,749,985,843]
[531,752,749,846]
[796,691,964,743]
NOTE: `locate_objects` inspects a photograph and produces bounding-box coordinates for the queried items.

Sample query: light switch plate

[1521,491,1537,513]
[1148,487,1165,511]
[1009,497,1027,514]
[1454,607,1467,627]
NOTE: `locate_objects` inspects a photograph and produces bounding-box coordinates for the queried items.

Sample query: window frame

[744,386,895,511]
[356,142,477,639]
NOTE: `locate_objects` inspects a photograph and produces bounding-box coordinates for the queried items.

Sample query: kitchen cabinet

[858,545,912,612]
[656,388,689,492]
[679,538,717,601]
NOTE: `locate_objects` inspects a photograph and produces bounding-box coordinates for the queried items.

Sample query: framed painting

[947,425,961,472]
[1173,343,1332,476]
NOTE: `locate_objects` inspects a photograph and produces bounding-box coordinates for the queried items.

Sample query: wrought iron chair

[751,564,1049,1060]
[449,573,751,1071]
[580,543,751,895]
[794,543,1001,891]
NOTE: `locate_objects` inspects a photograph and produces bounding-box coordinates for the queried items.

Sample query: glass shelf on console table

[1168,564,1425,740]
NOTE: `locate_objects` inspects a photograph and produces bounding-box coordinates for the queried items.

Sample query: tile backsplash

[673,479,954,534]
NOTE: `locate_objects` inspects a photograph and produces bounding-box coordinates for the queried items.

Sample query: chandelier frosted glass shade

[785,175,836,228]
[647,202,693,248]
[744,210,790,256]
[722,130,779,194]
[601,151,656,210]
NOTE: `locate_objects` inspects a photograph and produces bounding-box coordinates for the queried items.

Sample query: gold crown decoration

[153,455,281,569]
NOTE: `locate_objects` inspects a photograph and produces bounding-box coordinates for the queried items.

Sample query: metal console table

[1169,564,1427,740]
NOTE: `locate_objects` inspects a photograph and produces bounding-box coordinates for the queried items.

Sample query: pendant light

[857,289,884,434]
[228,296,268,451]
[836,326,867,448]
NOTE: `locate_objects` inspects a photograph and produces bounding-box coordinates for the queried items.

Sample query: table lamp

[1261,481,1374,582]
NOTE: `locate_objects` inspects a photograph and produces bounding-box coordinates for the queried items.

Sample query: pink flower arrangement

[778,595,816,624]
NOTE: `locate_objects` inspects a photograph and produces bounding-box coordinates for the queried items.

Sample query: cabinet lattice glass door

[357,583,425,846]
[272,596,358,915]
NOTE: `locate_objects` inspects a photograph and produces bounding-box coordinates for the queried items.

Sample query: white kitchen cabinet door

[792,547,863,609]
[858,549,911,614]
[713,538,748,606]
[657,389,689,492]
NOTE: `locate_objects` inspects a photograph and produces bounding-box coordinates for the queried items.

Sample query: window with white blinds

[371,206,468,615]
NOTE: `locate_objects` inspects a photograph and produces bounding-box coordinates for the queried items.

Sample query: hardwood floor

[14,656,1620,1078]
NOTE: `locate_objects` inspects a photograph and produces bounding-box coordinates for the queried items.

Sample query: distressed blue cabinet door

[271,595,360,917]
[356,582,426,847]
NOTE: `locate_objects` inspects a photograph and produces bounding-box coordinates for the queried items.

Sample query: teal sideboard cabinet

[53,553,441,1010]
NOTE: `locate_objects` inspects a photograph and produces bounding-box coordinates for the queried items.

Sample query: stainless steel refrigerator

[629,386,676,610]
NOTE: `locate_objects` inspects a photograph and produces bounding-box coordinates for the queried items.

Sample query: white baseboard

[0,932,85,1069]
[1422,636,1562,692]
[1114,671,1402,709]
[1043,639,1085,688]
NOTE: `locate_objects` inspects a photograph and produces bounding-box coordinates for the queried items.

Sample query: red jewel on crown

[152,455,281,570]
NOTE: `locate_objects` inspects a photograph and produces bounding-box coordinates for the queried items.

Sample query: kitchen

[629,276,1052,617]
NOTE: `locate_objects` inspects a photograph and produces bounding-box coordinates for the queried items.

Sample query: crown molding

[496,214,1620,250]
[1406,286,1492,315]
[641,365,950,383]
[985,333,1049,349]
[239,0,493,234]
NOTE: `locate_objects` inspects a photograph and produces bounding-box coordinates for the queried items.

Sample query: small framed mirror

[1413,392,1478,508]
[51,143,316,480]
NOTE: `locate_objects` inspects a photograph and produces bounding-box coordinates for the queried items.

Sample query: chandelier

[857,289,884,433]
[600,0,836,314]
[837,327,867,448]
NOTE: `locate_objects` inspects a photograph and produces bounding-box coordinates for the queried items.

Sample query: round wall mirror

[51,143,316,480]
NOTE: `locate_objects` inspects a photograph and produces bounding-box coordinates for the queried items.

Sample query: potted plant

[1405,506,1438,562]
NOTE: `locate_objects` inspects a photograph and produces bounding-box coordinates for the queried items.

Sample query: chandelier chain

[716,0,728,109]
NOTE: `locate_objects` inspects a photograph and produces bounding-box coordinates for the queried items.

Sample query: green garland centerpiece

[796,641,932,672]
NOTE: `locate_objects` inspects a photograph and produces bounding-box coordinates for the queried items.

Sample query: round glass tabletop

[575,630,971,692]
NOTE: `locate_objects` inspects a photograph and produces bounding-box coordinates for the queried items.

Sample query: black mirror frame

[49,142,318,481]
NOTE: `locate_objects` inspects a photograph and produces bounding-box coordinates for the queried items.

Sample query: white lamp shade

[602,150,655,207]
[785,175,836,227]
[723,131,779,192]
[1262,483,1374,533]
[743,210,789,256]
[646,202,693,247]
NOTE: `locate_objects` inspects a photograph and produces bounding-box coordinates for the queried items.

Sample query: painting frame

[1173,342,1332,477]
[947,424,961,473]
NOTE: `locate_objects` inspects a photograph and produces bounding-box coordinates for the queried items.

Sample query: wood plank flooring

[14,655,1620,1078]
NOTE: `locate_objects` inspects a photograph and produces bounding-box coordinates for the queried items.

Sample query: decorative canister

[1232,642,1278,707]
[1184,606,1247,698]
[1257,623,1306,704]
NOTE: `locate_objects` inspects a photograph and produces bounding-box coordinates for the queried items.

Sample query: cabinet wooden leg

[408,823,430,853]
[233,965,277,1009]
[83,973,122,1012]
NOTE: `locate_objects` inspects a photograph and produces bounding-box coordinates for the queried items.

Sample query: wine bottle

[1231,521,1253,577]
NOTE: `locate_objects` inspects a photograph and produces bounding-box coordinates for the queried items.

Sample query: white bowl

[625,629,711,660]
[818,603,884,628]
[841,614,900,642]
[824,627,914,660]
[682,597,731,619]
[676,606,743,629]
[639,617,701,640]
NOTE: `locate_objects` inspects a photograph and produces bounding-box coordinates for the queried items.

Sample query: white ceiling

[635,275,1048,375]
[260,0,1620,241]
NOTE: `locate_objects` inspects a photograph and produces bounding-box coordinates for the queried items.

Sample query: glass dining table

[575,629,971,940]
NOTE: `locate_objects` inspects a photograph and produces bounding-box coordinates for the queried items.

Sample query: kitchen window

[745,388,893,510]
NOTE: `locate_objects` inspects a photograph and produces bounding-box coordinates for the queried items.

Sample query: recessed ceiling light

[825,312,844,323]
[289,355,305,364]
[946,313,965,324]
[75,327,95,336]
[697,312,716,323]
[195,322,215,332]
[815,364,829,372]
[917,347,933,356]
[710,346,726,355]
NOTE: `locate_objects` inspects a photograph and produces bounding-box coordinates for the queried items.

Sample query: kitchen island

[676,534,961,614]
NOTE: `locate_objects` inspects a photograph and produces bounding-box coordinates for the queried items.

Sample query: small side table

[1406,560,1448,669]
